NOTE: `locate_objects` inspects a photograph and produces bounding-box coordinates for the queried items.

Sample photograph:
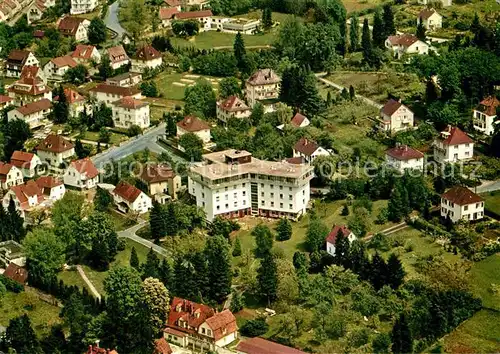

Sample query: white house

[71,44,101,65]
[385,34,429,59]
[385,145,424,172]
[417,8,442,30]
[418,0,451,7]
[112,97,150,129]
[379,99,414,132]
[159,7,179,28]
[55,88,86,118]
[58,16,90,42]
[245,69,281,109]
[89,84,142,106]
[131,45,163,73]
[173,10,213,31]
[292,137,330,163]
[36,134,75,169]
[441,186,484,223]
[106,72,142,87]
[10,151,42,178]
[7,99,52,129]
[216,95,251,123]
[112,181,152,214]
[5,50,39,78]
[43,56,78,81]
[325,225,357,257]
[36,176,65,201]
[70,0,97,14]
[473,96,499,136]
[434,126,474,163]
[107,45,130,70]
[278,112,310,130]
[176,115,211,145]
[0,95,13,110]
[7,68,52,107]
[2,180,44,219]
[188,149,313,221]
[0,162,23,190]
[27,0,50,24]
[64,158,99,189]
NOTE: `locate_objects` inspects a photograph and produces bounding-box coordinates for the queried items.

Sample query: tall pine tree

[350,14,360,52]
[416,21,426,41]
[370,252,388,290]
[234,32,248,74]
[334,229,350,267]
[382,5,396,37]
[372,9,385,49]
[362,19,373,65]
[387,253,405,289]
[150,201,167,242]
[5,314,41,353]
[262,8,272,30]
[257,252,278,305]
[142,248,160,280]
[391,313,413,354]
[7,197,25,242]
[53,85,69,124]
[205,235,232,303]
[130,246,140,269]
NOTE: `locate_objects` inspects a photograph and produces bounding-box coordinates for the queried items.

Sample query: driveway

[103,1,127,37]
[471,180,500,194]
[118,221,171,258]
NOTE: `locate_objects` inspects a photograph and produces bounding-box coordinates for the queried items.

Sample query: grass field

[153,71,221,101]
[469,253,500,311]
[170,31,276,50]
[482,192,500,215]
[342,0,384,13]
[82,131,129,146]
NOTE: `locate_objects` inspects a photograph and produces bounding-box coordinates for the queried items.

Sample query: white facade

[89,87,142,106]
[418,11,442,30]
[64,166,99,189]
[0,165,23,190]
[385,37,429,59]
[43,59,75,81]
[70,0,97,15]
[385,154,424,172]
[38,149,75,168]
[177,126,211,144]
[5,52,39,78]
[11,154,42,178]
[112,100,150,129]
[113,190,152,214]
[434,141,474,163]
[326,232,357,257]
[380,102,414,132]
[418,0,451,6]
[441,198,484,223]
[292,146,330,163]
[131,57,163,73]
[7,104,52,129]
[40,183,66,200]
[473,109,497,136]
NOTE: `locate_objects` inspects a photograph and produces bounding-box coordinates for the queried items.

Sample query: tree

[5,314,41,353]
[382,5,396,37]
[184,79,216,118]
[240,318,269,337]
[142,277,170,336]
[416,21,426,41]
[232,237,242,256]
[252,224,274,257]
[219,77,241,98]
[349,85,355,100]
[257,252,278,305]
[64,64,88,84]
[52,85,69,124]
[349,14,359,52]
[391,313,413,354]
[150,201,166,242]
[179,132,203,161]
[120,0,149,42]
[249,102,264,125]
[334,229,350,267]
[276,218,292,241]
[164,112,178,137]
[387,183,410,222]
[142,248,160,279]
[7,197,25,242]
[262,8,272,30]
[98,54,114,80]
[230,290,244,312]
[341,204,349,216]
[362,18,371,56]
[3,119,32,160]
[372,333,392,353]
[387,253,405,289]
[88,17,107,45]
[75,139,90,159]
[94,187,113,212]
[370,252,388,290]
[306,217,329,252]
[130,246,140,269]
[205,235,232,302]
[51,192,85,252]
[372,9,385,49]
[233,32,248,74]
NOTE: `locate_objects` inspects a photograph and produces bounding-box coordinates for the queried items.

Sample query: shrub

[240,318,269,337]
[127,125,142,137]
[0,275,24,293]
[368,233,390,252]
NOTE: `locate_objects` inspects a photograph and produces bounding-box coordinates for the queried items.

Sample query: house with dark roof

[441,186,484,223]
[245,69,281,110]
[64,158,99,190]
[165,297,238,350]
[131,45,163,72]
[473,96,499,136]
[112,181,152,214]
[292,137,330,163]
[89,84,141,106]
[106,72,142,88]
[325,224,357,257]
[0,162,23,190]
[106,45,130,70]
[216,95,251,123]
[36,176,65,201]
[434,126,474,163]
[5,50,39,78]
[3,263,28,285]
[385,144,424,172]
[176,115,211,145]
[7,99,52,129]
[2,180,44,219]
[111,97,150,129]
[237,337,307,354]
[36,134,75,169]
[43,55,78,81]
[379,98,414,133]
[174,10,213,31]
[137,164,181,202]
[71,44,101,65]
[10,151,42,178]
[159,6,179,27]
[417,8,442,30]
[7,65,51,107]
[385,33,429,59]
[58,16,90,42]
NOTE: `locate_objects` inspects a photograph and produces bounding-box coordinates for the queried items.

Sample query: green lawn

[482,192,500,215]
[57,268,90,292]
[469,253,500,311]
[154,71,221,101]
[82,131,129,146]
[170,31,276,50]
[0,291,61,336]
[107,210,137,231]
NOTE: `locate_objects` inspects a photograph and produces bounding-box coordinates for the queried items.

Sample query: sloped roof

[10,151,36,169]
[163,0,180,6]
[9,180,44,210]
[247,69,280,86]
[386,145,424,160]
[381,99,405,117]
[236,337,307,354]
[219,95,250,112]
[58,16,86,36]
[135,45,161,61]
[89,84,140,96]
[290,112,308,127]
[204,309,238,341]
[70,158,99,179]
[419,8,440,20]
[293,137,320,156]
[442,186,483,206]
[112,96,148,109]
[325,224,352,244]
[107,45,129,63]
[285,156,307,165]
[6,49,31,64]
[15,99,52,116]
[138,164,176,183]
[3,263,28,285]
[36,175,63,189]
[175,10,213,19]
[57,88,85,104]
[36,134,74,153]
[0,162,14,177]
[159,6,179,19]
[475,96,500,116]
[0,95,13,105]
[177,115,210,132]
[154,338,172,354]
[50,56,78,68]
[72,44,97,60]
[438,126,473,145]
[113,181,142,202]
[167,297,214,335]
[20,65,42,80]
[387,34,420,47]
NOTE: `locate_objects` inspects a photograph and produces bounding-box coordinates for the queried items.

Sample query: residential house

[2,180,44,219]
[36,176,65,201]
[173,10,213,31]
[473,96,499,136]
[43,56,78,81]
[245,69,281,110]
[64,158,99,189]
[216,95,251,123]
[292,137,330,163]
[0,0,22,23]
[36,134,75,169]
[106,45,130,70]
[176,115,211,145]
[7,66,51,106]
[0,240,26,267]
[0,162,23,190]
[111,96,150,129]
[417,8,442,30]
[188,149,313,220]
[27,0,51,24]
[220,17,260,34]
[441,186,484,223]
[137,164,182,202]
[5,50,39,78]
[418,0,451,7]
[236,337,307,354]
[433,126,474,163]
[385,144,424,172]
[55,88,86,118]
[70,0,97,14]
[379,99,414,132]
[183,0,210,9]
[7,99,52,129]
[131,45,163,72]
[2,263,28,286]
[278,112,310,130]
[58,16,90,42]
[106,72,142,87]
[325,225,357,257]
[165,297,238,350]
[86,345,118,354]
[89,84,141,106]
[71,44,101,65]
[163,0,181,10]
[154,338,172,354]
[10,151,42,178]
[0,95,13,110]
[20,65,47,84]
[112,181,152,214]
[385,34,429,59]
[159,7,179,28]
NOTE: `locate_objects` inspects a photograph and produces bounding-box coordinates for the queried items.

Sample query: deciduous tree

[88,17,107,45]
[252,224,274,257]
[391,313,413,354]
[142,277,170,336]
[306,217,329,252]
[219,77,241,98]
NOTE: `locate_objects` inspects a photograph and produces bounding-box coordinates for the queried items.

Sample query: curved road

[103,1,127,37]
[118,221,171,258]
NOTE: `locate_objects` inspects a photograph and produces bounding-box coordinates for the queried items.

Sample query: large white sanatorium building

[188,150,313,221]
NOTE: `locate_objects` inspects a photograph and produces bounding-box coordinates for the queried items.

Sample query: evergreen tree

[257,252,278,305]
[391,313,413,354]
[253,224,274,257]
[349,85,356,100]
[165,112,177,136]
[349,240,369,279]
[94,187,112,212]
[205,235,232,303]
[233,32,248,74]
[164,202,178,236]
[349,14,360,52]
[279,66,324,117]
[53,85,69,124]
[341,204,349,216]
[130,246,140,269]
[142,248,160,279]
[158,259,172,288]
[232,237,242,257]
[88,17,107,45]
[7,197,25,242]
[382,5,396,37]
[470,13,480,35]
[250,102,264,125]
[150,201,166,242]
[388,184,405,222]
[370,252,388,290]
[372,10,385,49]
[425,78,439,104]
[74,139,90,159]
[387,253,405,289]
[275,218,292,241]
[229,290,244,313]
[98,54,113,80]
[334,229,350,267]
[416,21,426,41]
[262,8,273,30]
[306,217,329,253]
[362,18,372,55]
[5,314,41,353]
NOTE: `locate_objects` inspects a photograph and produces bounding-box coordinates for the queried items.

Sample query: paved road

[77,265,101,300]
[118,221,171,258]
[472,180,500,194]
[316,75,383,109]
[103,1,127,37]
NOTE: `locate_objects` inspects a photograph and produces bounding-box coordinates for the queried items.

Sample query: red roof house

[325,225,357,256]
[64,157,100,189]
[290,113,310,128]
[3,263,28,285]
[112,181,151,214]
[175,9,213,20]
[237,337,307,354]
[438,126,473,146]
[386,145,424,160]
[442,186,483,206]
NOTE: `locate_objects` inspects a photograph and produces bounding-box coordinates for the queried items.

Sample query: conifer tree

[349,240,369,279]
[164,202,178,236]
[362,18,373,65]
[334,229,350,267]
[165,112,177,137]
[416,21,426,41]
[388,185,405,222]
[341,203,350,216]
[382,5,396,37]
[349,85,356,100]
[150,201,166,242]
[350,14,360,52]
[391,313,413,354]
[53,85,69,124]
[159,259,172,288]
[130,246,140,269]
[470,12,480,35]
[142,248,160,280]
[205,235,232,303]
[7,197,25,242]
[232,237,242,257]
[262,8,273,30]
[370,252,388,290]
[257,252,278,305]
[230,290,244,313]
[5,314,41,353]
[387,253,405,289]
[253,224,274,257]
[275,218,292,241]
[372,10,385,49]
[425,78,439,104]
[234,32,248,74]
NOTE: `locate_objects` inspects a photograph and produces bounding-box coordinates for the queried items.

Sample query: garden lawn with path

[170,30,276,50]
[153,72,220,101]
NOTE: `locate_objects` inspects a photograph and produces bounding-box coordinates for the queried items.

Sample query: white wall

[434,142,474,163]
[0,166,24,189]
[64,166,99,189]
[38,149,75,168]
[473,110,496,136]
[385,155,424,172]
[440,198,484,223]
[177,127,211,144]
[112,104,150,129]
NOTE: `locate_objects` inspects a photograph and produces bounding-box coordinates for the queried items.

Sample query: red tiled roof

[36,175,63,189]
[438,126,473,145]
[325,224,352,244]
[177,115,210,132]
[387,34,420,47]
[139,164,176,183]
[442,186,483,206]
[135,45,161,61]
[159,7,179,19]
[86,345,118,354]
[205,309,238,341]
[20,65,42,80]
[175,10,213,19]
[3,263,28,285]
[293,137,320,156]
[10,151,36,169]
[112,96,148,109]
[418,8,439,20]
[0,95,13,105]
[386,145,424,160]
[58,16,86,36]
[34,0,46,12]
[163,0,180,6]
[247,69,280,86]
[381,99,404,117]
[89,84,140,96]
[15,98,52,116]
[219,95,249,112]
[56,88,85,104]
[476,96,500,116]
[6,49,31,64]
[36,134,74,153]
[113,181,142,202]
[8,79,50,96]
[236,337,307,354]
[72,44,97,60]
[70,158,99,179]
[50,56,77,68]
[167,297,214,336]
[164,327,187,337]
[290,113,308,127]
[33,29,45,38]
[107,45,129,64]
[285,157,307,164]
[0,162,14,177]
[9,180,44,210]
[154,338,172,354]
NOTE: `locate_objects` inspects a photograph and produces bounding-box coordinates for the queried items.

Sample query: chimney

[398,98,402,103]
